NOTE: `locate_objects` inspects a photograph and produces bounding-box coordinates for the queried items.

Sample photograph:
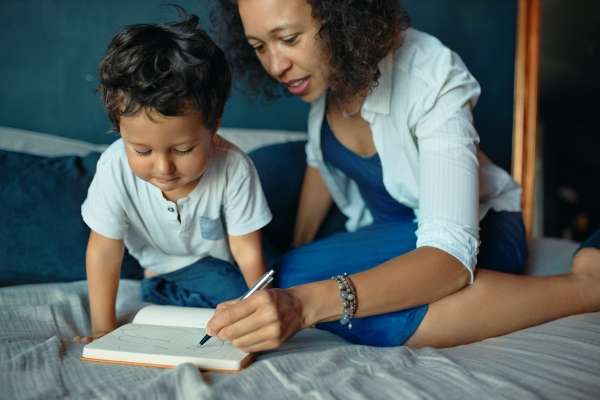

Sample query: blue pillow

[248,141,347,257]
[0,149,143,286]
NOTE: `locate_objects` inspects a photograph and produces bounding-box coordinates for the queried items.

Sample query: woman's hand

[206,288,306,352]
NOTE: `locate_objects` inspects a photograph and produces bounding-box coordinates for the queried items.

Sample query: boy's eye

[174,147,194,155]
[134,149,151,156]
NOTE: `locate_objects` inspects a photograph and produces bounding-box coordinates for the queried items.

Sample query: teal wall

[0,0,516,170]
[0,0,309,144]
[406,0,517,172]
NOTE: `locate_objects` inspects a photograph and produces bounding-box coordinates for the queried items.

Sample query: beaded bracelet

[331,273,357,329]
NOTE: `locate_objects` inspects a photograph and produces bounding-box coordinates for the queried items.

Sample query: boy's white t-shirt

[81,137,272,275]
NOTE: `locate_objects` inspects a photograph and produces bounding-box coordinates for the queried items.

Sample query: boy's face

[119,108,215,201]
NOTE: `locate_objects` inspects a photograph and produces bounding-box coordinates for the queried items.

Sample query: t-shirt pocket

[199,216,225,240]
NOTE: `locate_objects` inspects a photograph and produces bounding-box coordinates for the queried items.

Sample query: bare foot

[572,248,600,279]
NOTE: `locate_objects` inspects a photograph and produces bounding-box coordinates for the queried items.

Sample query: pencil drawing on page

[112,324,225,354]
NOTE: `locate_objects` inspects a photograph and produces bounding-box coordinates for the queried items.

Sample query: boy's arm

[76,230,124,343]
[228,230,267,288]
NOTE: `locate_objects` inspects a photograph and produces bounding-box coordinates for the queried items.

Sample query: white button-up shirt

[305,29,521,282]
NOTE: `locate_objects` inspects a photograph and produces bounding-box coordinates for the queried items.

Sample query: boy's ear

[213,117,222,133]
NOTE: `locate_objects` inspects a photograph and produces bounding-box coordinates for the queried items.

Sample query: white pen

[199,269,275,345]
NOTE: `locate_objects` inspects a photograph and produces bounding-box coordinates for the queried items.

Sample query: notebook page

[133,305,215,328]
[82,323,248,370]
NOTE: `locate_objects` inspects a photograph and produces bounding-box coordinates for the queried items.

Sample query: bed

[1,126,599,400]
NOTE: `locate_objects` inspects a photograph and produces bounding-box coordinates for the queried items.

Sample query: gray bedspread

[1,280,599,400]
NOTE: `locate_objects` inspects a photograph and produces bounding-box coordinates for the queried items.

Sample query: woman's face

[238,0,330,102]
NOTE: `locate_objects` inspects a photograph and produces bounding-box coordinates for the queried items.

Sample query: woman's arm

[295,246,468,325]
[206,246,468,351]
[292,166,333,247]
[76,230,124,343]
[229,230,267,288]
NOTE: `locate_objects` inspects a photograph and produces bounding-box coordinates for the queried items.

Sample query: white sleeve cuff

[416,220,479,283]
[81,202,125,240]
[305,140,319,168]
[227,211,272,237]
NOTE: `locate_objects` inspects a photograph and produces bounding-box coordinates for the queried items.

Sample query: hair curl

[211,0,409,103]
[99,8,231,131]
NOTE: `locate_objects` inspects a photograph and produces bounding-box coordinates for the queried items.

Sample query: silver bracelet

[331,273,357,329]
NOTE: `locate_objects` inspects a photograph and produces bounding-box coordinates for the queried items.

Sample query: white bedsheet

[1,280,599,400]
[2,126,597,399]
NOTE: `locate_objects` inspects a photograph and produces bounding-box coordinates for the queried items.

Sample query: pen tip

[199,335,211,346]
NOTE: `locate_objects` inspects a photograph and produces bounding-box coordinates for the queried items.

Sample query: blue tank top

[321,118,414,224]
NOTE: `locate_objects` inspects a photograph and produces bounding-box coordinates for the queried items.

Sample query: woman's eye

[175,147,194,155]
[251,43,265,53]
[282,35,298,45]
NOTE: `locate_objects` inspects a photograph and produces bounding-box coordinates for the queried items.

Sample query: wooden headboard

[512,0,541,235]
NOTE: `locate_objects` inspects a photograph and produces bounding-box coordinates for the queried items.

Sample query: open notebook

[81,305,252,371]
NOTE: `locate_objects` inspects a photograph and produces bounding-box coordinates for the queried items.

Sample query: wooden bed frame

[512,0,541,235]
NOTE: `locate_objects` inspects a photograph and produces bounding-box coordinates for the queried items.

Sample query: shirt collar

[312,52,394,119]
[362,52,394,116]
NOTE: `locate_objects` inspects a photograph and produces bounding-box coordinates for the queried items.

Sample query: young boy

[75,14,271,343]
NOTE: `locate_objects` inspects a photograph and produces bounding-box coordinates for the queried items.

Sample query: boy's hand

[83,231,123,346]
[72,330,111,344]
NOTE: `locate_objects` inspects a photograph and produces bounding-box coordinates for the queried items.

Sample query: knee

[276,245,331,289]
[572,247,600,276]
[276,248,308,288]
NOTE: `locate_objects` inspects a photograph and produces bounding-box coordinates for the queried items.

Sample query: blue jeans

[140,257,248,308]
[276,210,528,347]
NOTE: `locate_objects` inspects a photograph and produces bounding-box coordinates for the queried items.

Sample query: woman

[205,0,600,351]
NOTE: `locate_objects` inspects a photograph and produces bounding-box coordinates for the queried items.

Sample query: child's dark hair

[99,9,231,131]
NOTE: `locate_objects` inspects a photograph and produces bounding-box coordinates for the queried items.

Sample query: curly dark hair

[211,0,409,103]
[99,8,231,131]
